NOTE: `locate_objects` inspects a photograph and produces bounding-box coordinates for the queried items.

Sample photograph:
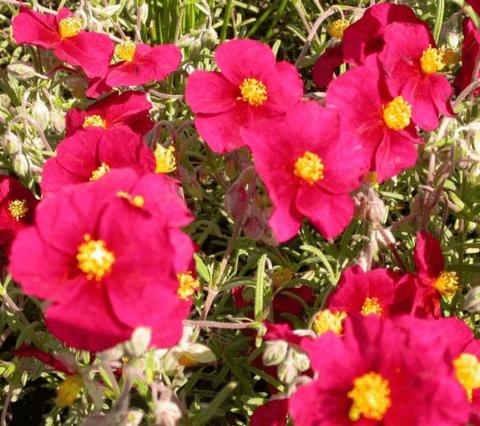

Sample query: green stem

[433,0,445,44]
[220,0,234,41]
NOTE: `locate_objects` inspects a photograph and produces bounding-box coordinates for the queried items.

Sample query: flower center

[83,115,107,129]
[8,199,28,221]
[383,96,411,131]
[76,234,115,281]
[434,271,459,299]
[420,46,445,74]
[238,78,268,106]
[348,372,392,421]
[272,267,294,287]
[116,191,145,208]
[327,19,349,39]
[55,375,83,408]
[177,271,200,300]
[361,297,383,316]
[294,151,325,184]
[115,40,137,62]
[313,309,346,335]
[59,17,82,39]
[155,145,177,174]
[89,163,110,181]
[454,353,480,402]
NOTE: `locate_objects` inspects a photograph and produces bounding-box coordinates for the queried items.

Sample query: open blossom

[288,316,470,425]
[326,57,421,182]
[313,3,420,89]
[185,39,303,153]
[241,102,366,242]
[65,91,154,139]
[411,231,460,318]
[326,265,415,318]
[107,41,181,87]
[379,22,454,131]
[0,177,37,262]
[12,7,114,78]
[454,19,480,96]
[41,128,156,193]
[9,169,194,351]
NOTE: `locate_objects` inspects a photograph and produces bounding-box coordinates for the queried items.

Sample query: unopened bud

[32,97,50,130]
[201,27,218,48]
[125,409,144,426]
[97,344,124,362]
[51,109,65,133]
[138,3,149,24]
[263,340,288,366]
[124,326,151,358]
[13,154,29,177]
[3,132,21,155]
[465,287,480,313]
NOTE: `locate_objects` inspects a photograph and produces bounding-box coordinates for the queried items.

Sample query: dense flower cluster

[4,1,480,424]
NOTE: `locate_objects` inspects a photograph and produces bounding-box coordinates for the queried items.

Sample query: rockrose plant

[0,1,479,425]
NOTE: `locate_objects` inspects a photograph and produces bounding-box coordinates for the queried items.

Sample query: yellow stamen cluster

[361,297,383,316]
[89,162,110,181]
[327,19,349,39]
[76,234,115,281]
[83,115,107,129]
[272,267,294,287]
[348,372,392,421]
[434,271,459,299]
[420,46,445,74]
[239,78,268,106]
[294,151,325,184]
[8,199,28,221]
[313,309,347,335]
[383,96,412,131]
[363,171,379,188]
[454,353,480,402]
[55,375,83,407]
[154,145,177,174]
[59,17,82,39]
[177,271,200,300]
[116,191,145,208]
[115,40,137,62]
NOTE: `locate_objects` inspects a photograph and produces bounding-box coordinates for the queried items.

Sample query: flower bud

[201,27,218,48]
[51,108,66,133]
[13,154,29,177]
[7,62,37,80]
[32,97,50,130]
[124,326,151,358]
[225,183,249,222]
[3,132,21,155]
[175,343,217,367]
[277,356,298,384]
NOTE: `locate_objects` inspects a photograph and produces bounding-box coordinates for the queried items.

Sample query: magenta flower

[106,41,181,87]
[327,265,415,318]
[65,91,154,138]
[41,128,156,193]
[10,169,195,351]
[241,102,366,242]
[185,39,303,153]
[12,7,114,78]
[289,316,470,425]
[312,3,420,89]
[326,57,421,182]
[379,22,454,131]
[454,19,480,97]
